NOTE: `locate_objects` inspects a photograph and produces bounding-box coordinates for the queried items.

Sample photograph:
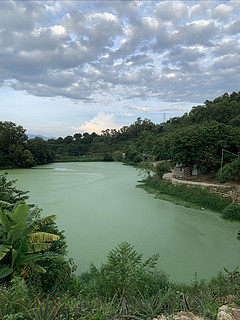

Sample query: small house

[173,164,191,179]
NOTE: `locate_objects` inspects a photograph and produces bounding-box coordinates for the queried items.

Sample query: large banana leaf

[16,252,59,268]
[0,210,11,232]
[11,203,29,225]
[7,222,26,245]
[0,265,13,280]
[24,215,57,236]
[27,242,52,253]
[0,244,12,261]
[29,232,60,243]
[12,236,29,267]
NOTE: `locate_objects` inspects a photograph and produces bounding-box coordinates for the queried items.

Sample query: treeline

[0,122,54,168]
[1,91,240,178]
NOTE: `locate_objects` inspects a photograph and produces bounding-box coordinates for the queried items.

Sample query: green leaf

[29,262,46,274]
[0,265,13,280]
[0,244,12,261]
[0,210,11,233]
[24,215,57,236]
[11,248,17,269]
[11,204,29,224]
[27,242,52,253]
[7,222,26,245]
[0,200,13,208]
[12,237,29,267]
[16,252,59,268]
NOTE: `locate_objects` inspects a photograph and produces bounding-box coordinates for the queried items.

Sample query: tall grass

[138,177,240,220]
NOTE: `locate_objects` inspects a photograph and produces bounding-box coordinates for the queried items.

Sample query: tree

[0,202,60,281]
[82,242,168,298]
[112,150,122,161]
[0,121,29,168]
[73,133,82,141]
[0,122,27,153]
[27,137,53,165]
[125,146,142,164]
[171,122,240,172]
[155,162,172,179]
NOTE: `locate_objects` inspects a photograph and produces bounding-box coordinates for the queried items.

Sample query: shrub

[79,242,169,299]
[217,157,240,182]
[0,277,31,319]
[103,153,114,161]
[222,203,240,221]
[155,162,172,179]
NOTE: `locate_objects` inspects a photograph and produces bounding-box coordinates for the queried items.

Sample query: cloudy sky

[0,1,240,137]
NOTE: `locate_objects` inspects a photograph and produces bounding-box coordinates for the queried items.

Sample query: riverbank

[139,175,240,221]
[163,172,240,206]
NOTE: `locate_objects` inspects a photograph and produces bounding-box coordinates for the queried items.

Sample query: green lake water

[2,162,240,283]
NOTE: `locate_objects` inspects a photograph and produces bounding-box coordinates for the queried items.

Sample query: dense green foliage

[79,242,168,299]
[139,177,234,215]
[217,157,240,182]
[0,243,239,320]
[0,122,54,168]
[1,91,240,174]
[0,174,75,296]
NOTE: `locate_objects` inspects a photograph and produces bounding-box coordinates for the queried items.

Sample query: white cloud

[1,0,240,136]
[211,4,233,20]
[73,112,121,134]
[154,1,188,22]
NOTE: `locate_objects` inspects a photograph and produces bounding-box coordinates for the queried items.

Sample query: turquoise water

[2,162,240,283]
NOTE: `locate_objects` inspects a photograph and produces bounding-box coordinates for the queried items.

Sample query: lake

[2,162,240,283]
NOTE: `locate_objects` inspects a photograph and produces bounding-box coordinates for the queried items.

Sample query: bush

[217,157,240,182]
[155,162,172,179]
[103,153,114,161]
[78,242,169,299]
[0,277,31,319]
[222,203,240,221]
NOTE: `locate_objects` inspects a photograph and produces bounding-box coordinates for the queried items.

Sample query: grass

[137,176,240,220]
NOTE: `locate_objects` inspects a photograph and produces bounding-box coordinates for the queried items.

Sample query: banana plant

[0,202,60,281]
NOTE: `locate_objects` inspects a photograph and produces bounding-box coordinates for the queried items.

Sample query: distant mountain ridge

[27,134,56,141]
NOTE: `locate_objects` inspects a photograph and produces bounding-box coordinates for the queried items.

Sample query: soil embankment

[163,172,240,205]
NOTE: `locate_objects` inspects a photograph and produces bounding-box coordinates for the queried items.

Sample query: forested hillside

[1,91,240,176]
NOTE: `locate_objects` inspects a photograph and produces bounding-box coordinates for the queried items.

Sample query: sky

[0,1,240,138]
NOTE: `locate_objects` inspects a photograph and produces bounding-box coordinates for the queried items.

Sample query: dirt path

[163,172,240,205]
[163,172,221,187]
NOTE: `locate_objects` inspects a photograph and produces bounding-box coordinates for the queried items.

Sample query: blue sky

[0,1,240,137]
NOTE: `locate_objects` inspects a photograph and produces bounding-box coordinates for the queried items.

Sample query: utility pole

[220,149,238,173]
[163,113,166,123]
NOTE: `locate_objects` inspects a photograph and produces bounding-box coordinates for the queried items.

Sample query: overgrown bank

[138,175,240,222]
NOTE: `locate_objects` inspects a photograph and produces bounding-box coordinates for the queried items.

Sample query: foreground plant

[0,202,60,281]
[79,241,169,299]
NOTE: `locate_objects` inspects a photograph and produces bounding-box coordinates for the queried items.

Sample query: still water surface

[2,162,240,283]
